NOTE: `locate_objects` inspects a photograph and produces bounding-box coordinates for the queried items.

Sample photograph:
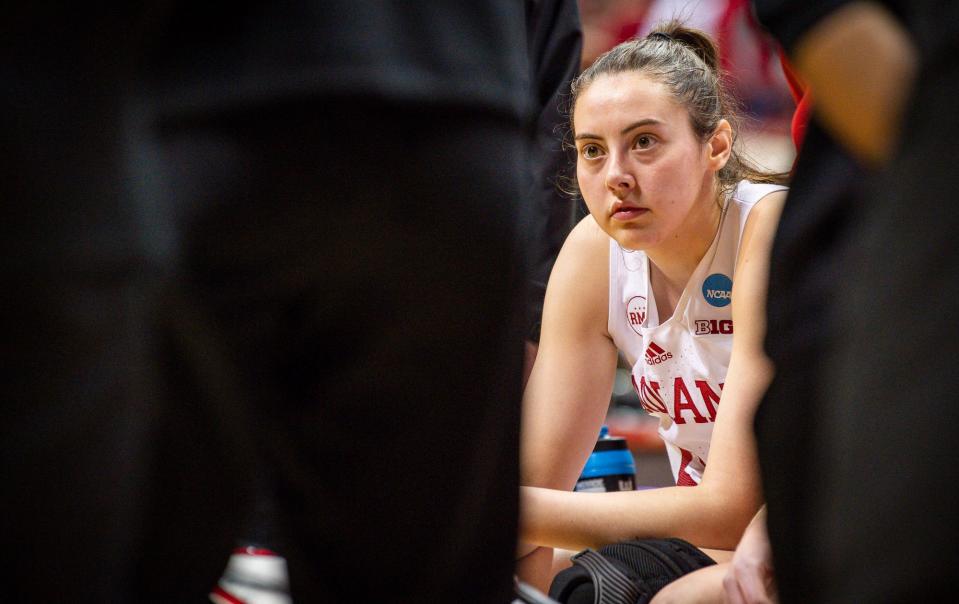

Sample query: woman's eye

[581,144,603,160]
[634,135,656,149]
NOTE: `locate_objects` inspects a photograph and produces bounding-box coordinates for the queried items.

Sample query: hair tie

[649,31,672,42]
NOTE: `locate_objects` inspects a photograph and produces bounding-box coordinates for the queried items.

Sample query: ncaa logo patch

[626,295,646,335]
[702,273,732,307]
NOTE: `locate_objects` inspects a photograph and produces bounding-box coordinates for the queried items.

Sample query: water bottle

[574,425,636,492]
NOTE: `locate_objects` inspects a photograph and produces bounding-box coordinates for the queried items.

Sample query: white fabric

[607,181,786,484]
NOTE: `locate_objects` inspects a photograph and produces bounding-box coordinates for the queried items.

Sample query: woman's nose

[605,160,636,198]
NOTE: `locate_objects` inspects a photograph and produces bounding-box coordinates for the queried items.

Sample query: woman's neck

[648,187,724,286]
[646,184,725,315]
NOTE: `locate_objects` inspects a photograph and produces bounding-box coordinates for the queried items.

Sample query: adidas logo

[644,341,673,365]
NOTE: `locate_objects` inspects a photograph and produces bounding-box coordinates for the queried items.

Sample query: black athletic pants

[4,93,528,602]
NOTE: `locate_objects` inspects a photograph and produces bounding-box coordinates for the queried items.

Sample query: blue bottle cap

[579,424,635,479]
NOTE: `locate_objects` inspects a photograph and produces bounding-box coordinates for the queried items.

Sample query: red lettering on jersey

[672,377,708,424]
[694,380,722,421]
[644,378,666,413]
[633,375,667,414]
[695,319,734,335]
[676,448,700,486]
[628,311,646,326]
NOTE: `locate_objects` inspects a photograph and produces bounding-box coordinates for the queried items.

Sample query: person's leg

[649,563,727,604]
[2,13,251,599]
[152,98,528,602]
[811,69,959,602]
[754,122,863,603]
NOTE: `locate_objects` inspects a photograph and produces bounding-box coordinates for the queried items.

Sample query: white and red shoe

[209,546,291,604]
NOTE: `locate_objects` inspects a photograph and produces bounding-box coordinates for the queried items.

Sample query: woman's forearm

[515,546,555,594]
[520,484,760,552]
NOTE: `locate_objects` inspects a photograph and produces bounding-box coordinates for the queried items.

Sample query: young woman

[517,22,790,591]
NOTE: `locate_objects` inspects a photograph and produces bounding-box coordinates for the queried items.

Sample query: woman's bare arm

[519,191,788,553]
[517,215,620,589]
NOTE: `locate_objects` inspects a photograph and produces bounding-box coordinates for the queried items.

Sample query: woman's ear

[707,119,733,171]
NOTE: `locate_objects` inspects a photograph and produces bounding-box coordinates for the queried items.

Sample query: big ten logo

[695,319,733,335]
[626,295,647,335]
[702,273,733,308]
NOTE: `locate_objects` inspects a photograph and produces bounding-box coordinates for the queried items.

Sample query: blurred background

[576,0,797,487]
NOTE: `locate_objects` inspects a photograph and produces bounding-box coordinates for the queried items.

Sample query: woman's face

[573,71,718,251]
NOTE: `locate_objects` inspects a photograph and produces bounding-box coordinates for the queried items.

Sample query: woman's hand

[650,563,727,604]
[722,506,777,604]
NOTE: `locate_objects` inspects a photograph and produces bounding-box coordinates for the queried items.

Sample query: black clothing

[752,1,959,601]
[752,120,864,602]
[813,56,959,604]
[233,0,584,578]
[549,538,716,604]
[142,3,531,122]
[524,0,583,342]
[3,3,533,602]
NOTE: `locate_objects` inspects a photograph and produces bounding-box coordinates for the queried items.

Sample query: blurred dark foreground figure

[650,2,959,602]
[751,1,959,602]
[1,3,549,601]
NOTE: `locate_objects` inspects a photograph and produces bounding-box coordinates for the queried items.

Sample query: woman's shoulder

[730,180,789,235]
[734,186,788,263]
[543,215,613,335]
[568,214,610,244]
[550,217,610,297]
[731,180,789,207]
[557,215,612,265]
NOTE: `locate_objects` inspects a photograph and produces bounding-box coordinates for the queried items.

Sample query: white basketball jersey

[608,181,786,485]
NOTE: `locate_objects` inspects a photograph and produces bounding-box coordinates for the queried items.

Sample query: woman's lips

[611,207,648,221]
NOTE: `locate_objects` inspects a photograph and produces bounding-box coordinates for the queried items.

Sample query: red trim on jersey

[676,449,699,487]
[210,585,247,604]
[232,546,279,557]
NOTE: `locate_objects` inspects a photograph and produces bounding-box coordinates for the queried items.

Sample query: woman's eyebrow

[574,118,663,141]
[621,118,662,134]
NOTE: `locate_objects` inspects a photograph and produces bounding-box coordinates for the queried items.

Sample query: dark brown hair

[566,20,789,197]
